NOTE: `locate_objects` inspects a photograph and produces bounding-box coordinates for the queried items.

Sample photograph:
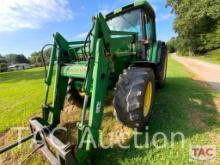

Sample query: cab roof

[105,0,155,19]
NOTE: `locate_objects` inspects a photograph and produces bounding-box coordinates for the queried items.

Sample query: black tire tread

[156,43,168,88]
[66,78,83,106]
[113,67,155,130]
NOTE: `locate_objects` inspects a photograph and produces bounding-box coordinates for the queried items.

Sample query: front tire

[66,78,83,106]
[113,67,155,131]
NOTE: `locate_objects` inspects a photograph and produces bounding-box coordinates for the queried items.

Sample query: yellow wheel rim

[143,81,153,117]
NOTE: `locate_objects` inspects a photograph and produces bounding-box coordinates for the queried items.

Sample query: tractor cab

[106,0,157,59]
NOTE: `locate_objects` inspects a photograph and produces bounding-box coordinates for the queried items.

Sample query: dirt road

[172,53,220,92]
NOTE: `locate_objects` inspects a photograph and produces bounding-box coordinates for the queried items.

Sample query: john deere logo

[69,67,87,73]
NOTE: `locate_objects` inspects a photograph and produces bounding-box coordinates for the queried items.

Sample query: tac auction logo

[189,145,216,162]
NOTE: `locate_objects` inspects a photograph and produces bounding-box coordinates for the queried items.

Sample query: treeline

[0,54,30,71]
[0,54,29,64]
[28,48,51,65]
[0,48,51,66]
[166,0,220,55]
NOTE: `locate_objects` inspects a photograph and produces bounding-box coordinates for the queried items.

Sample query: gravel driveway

[172,53,220,92]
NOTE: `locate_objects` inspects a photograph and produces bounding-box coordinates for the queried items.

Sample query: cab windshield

[107,9,142,39]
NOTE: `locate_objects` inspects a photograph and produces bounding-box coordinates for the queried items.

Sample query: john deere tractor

[0,0,167,164]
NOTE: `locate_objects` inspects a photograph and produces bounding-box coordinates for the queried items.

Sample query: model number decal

[95,101,101,113]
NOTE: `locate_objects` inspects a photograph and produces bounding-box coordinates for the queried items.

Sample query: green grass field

[0,67,46,132]
[193,48,220,64]
[0,58,220,164]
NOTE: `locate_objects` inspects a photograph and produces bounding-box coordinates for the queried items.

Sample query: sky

[0,0,175,57]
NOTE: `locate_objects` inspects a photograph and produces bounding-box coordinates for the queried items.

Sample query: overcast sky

[0,0,175,56]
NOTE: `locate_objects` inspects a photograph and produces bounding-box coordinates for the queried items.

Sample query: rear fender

[148,41,165,64]
[130,61,157,74]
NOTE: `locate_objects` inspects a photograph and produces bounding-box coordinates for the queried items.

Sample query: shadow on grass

[92,76,220,164]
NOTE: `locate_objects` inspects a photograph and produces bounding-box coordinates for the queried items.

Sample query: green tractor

[1,0,167,164]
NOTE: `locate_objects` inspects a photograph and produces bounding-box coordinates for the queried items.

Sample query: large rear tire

[156,44,168,88]
[113,67,155,131]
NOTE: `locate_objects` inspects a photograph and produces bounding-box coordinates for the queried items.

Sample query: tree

[166,37,177,53]
[29,48,51,65]
[0,56,8,72]
[29,51,42,64]
[4,54,30,64]
[167,0,220,55]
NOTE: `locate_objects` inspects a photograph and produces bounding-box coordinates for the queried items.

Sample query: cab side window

[145,14,154,42]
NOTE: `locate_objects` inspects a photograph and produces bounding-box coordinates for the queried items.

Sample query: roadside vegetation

[166,0,220,64]
[192,48,220,64]
[167,0,220,55]
[0,58,220,164]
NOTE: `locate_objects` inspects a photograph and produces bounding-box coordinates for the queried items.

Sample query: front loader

[0,0,168,164]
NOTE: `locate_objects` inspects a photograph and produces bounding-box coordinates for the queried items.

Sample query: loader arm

[73,13,137,164]
[28,13,137,165]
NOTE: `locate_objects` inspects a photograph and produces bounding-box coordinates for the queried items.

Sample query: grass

[0,58,220,164]
[193,48,220,64]
[0,67,49,132]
